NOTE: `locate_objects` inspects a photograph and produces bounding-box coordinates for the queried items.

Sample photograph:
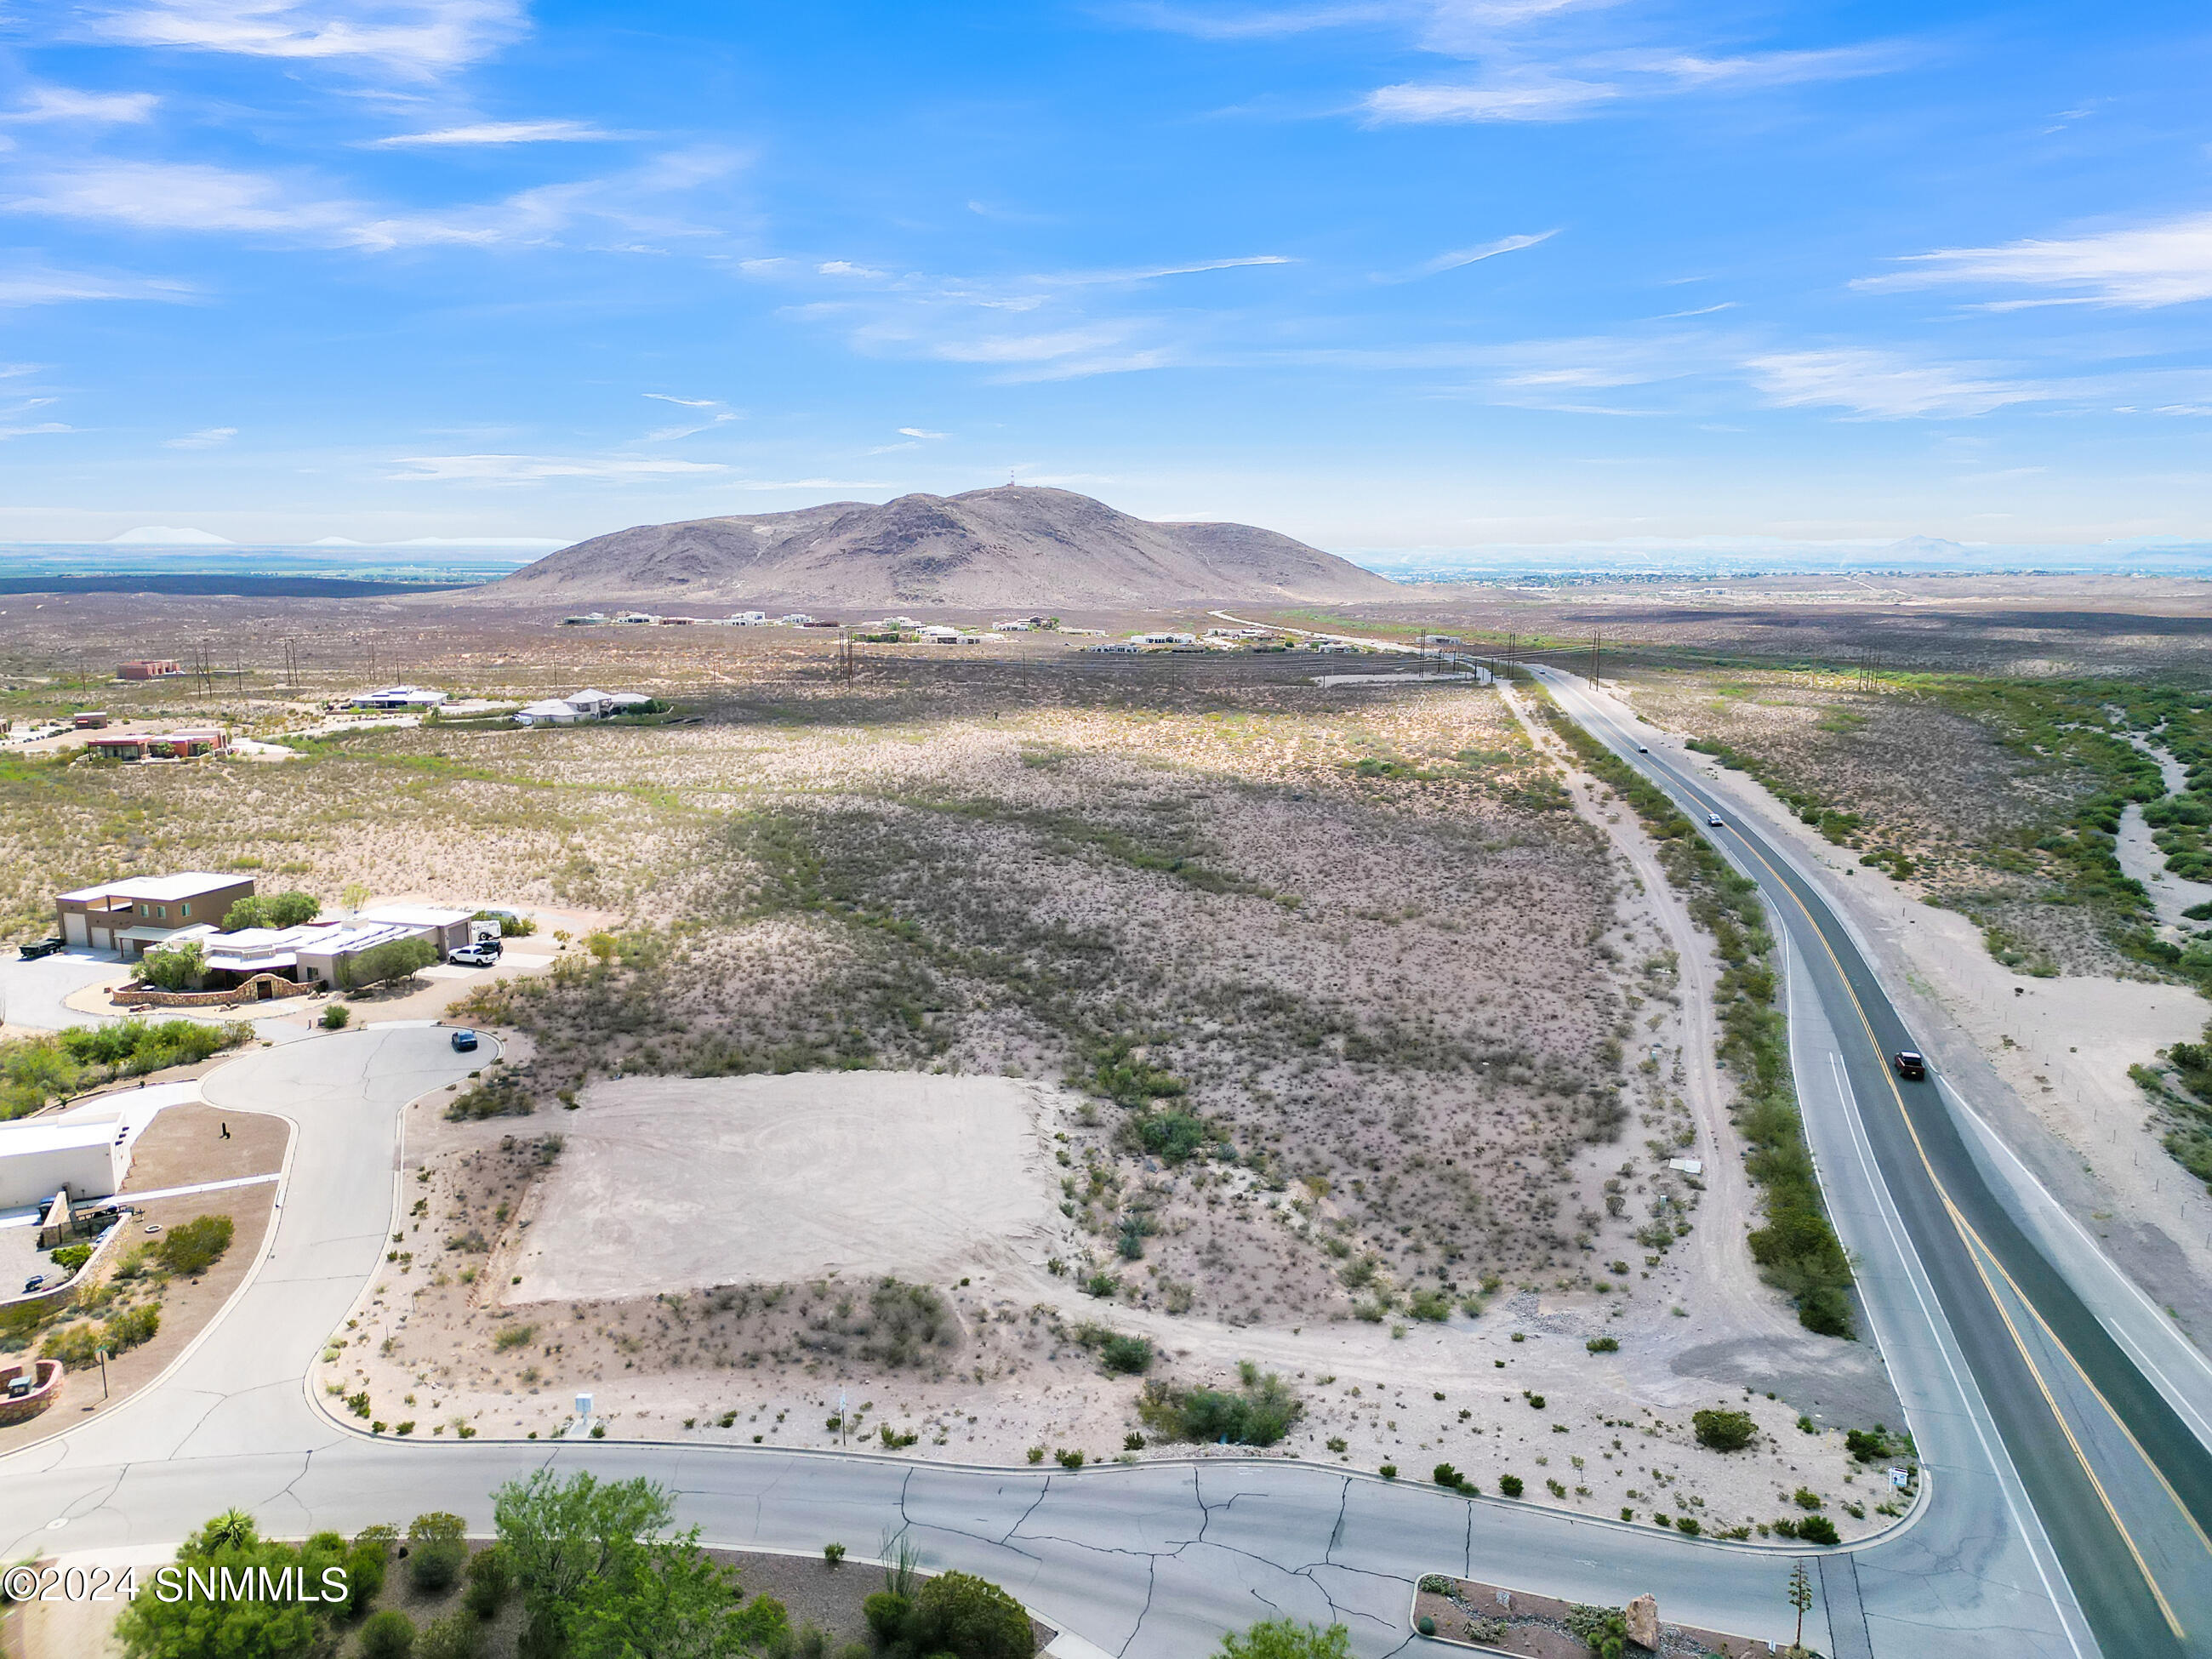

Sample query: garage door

[62,912,87,945]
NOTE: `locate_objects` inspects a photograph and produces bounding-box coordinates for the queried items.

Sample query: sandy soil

[510,1075,1075,1300]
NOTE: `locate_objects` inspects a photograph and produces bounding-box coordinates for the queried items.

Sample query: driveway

[0,950,126,1033]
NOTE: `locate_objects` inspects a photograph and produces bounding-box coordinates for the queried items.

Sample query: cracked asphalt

[0,896,2181,1658]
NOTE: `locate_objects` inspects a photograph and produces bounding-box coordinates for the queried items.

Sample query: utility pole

[1589,630,1603,690]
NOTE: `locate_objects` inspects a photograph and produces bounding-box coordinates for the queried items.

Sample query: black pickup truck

[17,936,65,961]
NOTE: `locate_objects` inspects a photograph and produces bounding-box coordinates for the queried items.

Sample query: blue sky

[2,0,2209,557]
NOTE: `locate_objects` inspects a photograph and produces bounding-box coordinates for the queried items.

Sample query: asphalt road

[6,702,2209,1656]
[1535,665,2212,1658]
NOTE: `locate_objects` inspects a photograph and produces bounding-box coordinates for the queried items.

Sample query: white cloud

[367,119,612,146]
[643,393,718,408]
[3,162,362,237]
[818,259,889,279]
[1040,254,1296,286]
[0,267,191,305]
[3,86,158,123]
[898,427,949,439]
[0,422,71,439]
[5,151,737,253]
[388,453,729,482]
[1365,77,1616,123]
[1859,211,2212,309]
[162,425,237,448]
[1746,350,2046,419]
[1385,229,1556,281]
[82,0,525,76]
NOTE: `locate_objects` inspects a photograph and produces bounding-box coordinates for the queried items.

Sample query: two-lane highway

[1537,664,2212,1658]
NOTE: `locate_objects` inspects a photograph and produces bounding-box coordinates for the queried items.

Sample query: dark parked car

[1894,1050,1927,1080]
[17,936,66,960]
[22,1274,45,1294]
[449,1029,479,1052]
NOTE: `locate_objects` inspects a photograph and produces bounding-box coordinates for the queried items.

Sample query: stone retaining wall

[111,973,313,1009]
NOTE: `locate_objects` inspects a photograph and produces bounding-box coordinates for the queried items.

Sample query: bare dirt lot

[509,1075,1071,1300]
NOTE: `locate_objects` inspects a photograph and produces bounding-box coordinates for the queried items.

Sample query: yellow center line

[1554,682,2195,1632]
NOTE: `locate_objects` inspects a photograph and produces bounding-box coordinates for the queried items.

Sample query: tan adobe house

[54,873,256,958]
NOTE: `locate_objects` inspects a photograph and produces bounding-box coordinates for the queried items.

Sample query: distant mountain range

[481,486,1400,608]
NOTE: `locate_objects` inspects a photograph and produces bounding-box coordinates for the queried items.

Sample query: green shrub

[1140,1365,1302,1447]
[407,1512,468,1593]
[1585,1336,1619,1354]
[493,1323,538,1352]
[462,1542,512,1618]
[864,1592,910,1644]
[1565,1604,1628,1659]
[321,1003,351,1029]
[1406,1290,1451,1321]
[902,1570,1035,1659]
[1796,1514,1840,1545]
[1498,1474,1524,1497]
[156,1213,234,1275]
[416,1611,483,1659]
[360,1608,414,1659]
[103,1303,161,1353]
[1432,1464,1464,1491]
[225,892,322,932]
[1377,1464,1397,1480]
[51,1244,91,1272]
[1098,1335,1154,1375]
[1693,1408,1757,1452]
[1793,1487,1823,1510]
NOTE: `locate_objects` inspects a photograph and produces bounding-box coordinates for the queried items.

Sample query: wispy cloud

[0,266,192,306]
[162,425,237,448]
[1381,229,1555,281]
[1365,77,1616,123]
[1858,211,2212,310]
[367,119,613,146]
[640,391,739,441]
[1746,349,2047,419]
[1365,43,1903,123]
[4,150,740,253]
[0,422,73,439]
[387,453,728,482]
[898,427,949,439]
[3,86,158,123]
[1118,3,1395,42]
[81,0,526,77]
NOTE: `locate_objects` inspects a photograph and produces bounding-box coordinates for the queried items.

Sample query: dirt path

[1502,686,1896,1420]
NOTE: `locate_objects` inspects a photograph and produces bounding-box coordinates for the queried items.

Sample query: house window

[156,906,167,920]
[180,904,191,918]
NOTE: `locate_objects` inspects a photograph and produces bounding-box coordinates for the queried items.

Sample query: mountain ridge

[479,486,1397,607]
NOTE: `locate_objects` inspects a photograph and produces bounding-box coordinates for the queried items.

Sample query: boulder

[1626,1593,1660,1650]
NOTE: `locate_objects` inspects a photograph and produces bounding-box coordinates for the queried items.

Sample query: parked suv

[448,943,500,967]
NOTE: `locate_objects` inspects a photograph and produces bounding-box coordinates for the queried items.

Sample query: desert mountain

[484,486,1398,608]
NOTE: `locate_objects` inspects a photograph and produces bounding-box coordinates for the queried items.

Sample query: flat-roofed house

[117,660,184,681]
[0,1118,129,1209]
[348,686,448,711]
[84,728,228,761]
[514,698,584,726]
[54,872,256,957]
[355,904,476,956]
